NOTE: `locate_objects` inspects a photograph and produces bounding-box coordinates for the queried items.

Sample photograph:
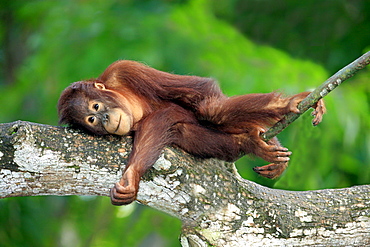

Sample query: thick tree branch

[262,51,370,141]
[1,121,369,246]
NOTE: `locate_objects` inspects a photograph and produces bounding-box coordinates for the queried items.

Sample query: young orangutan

[58,60,326,205]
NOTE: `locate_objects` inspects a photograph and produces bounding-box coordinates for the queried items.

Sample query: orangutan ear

[94,82,106,90]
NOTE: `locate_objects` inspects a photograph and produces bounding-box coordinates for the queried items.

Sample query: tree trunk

[1,121,369,246]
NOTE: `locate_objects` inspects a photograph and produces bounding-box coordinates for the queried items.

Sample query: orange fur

[58,60,326,205]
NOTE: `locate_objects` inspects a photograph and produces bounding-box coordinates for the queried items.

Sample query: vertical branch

[262,51,370,141]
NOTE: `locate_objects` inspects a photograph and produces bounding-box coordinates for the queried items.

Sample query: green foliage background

[0,0,369,246]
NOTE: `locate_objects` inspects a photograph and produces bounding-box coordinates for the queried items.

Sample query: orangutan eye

[93,104,99,111]
[88,116,95,124]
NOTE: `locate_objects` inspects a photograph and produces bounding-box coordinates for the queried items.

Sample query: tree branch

[1,121,369,246]
[262,51,370,141]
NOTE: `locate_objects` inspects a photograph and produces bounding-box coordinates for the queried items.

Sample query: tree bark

[1,121,369,246]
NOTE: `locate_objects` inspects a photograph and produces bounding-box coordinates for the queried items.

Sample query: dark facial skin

[84,99,132,136]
